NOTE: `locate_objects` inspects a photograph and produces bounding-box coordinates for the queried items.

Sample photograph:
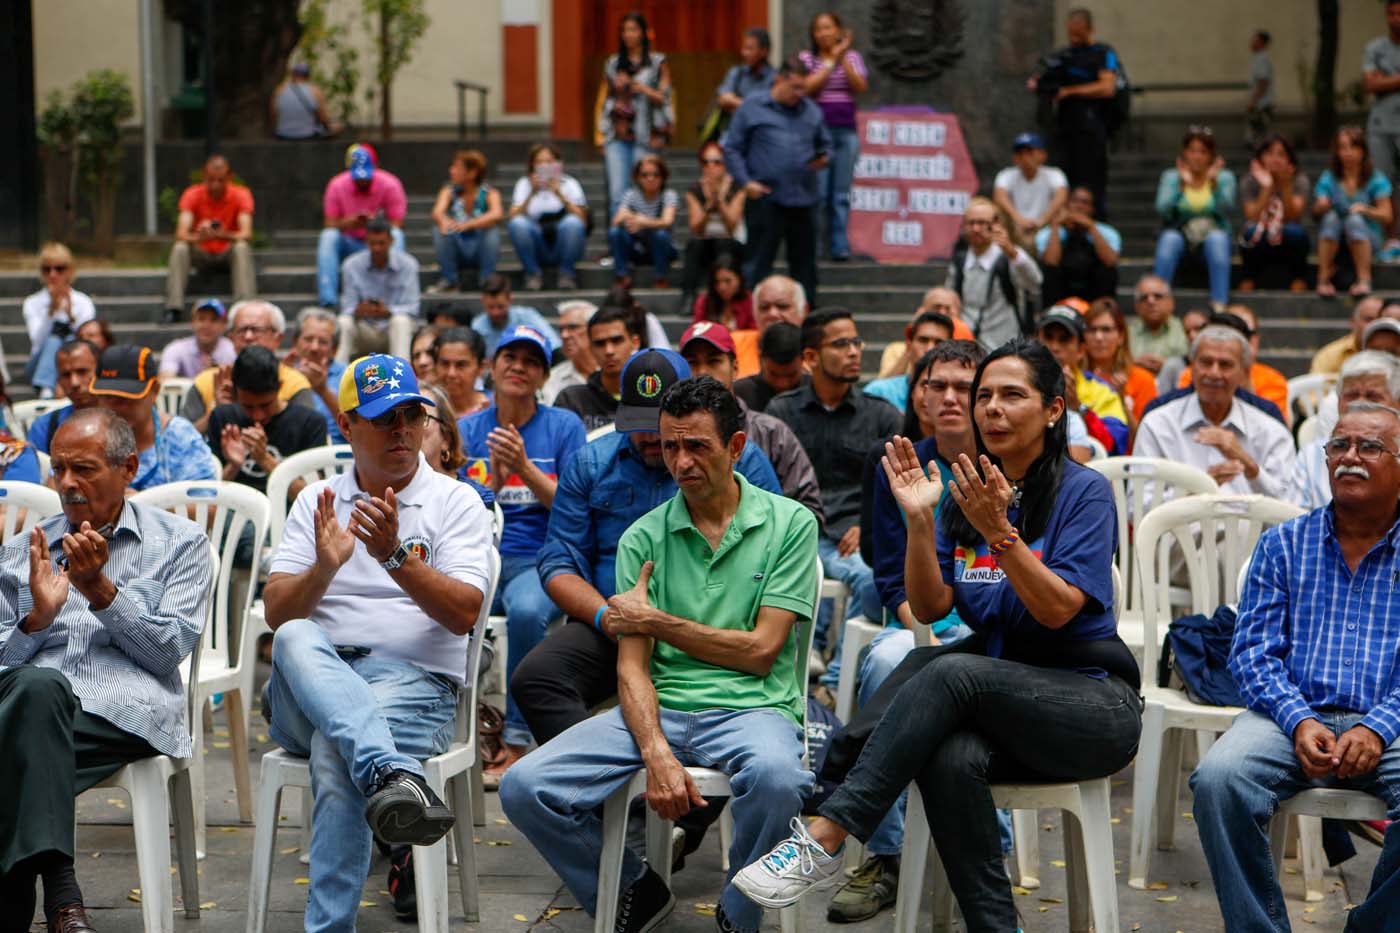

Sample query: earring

[1048,421,1056,429]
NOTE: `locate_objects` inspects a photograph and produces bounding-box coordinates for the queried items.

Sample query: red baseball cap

[678,320,736,355]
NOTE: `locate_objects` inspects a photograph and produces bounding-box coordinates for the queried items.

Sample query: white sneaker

[732,816,845,908]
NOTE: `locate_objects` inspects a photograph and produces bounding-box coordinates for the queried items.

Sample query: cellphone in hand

[209,219,222,230]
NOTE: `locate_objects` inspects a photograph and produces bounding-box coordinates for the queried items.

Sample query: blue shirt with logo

[457,404,585,557]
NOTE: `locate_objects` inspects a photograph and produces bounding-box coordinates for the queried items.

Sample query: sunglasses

[41,264,69,274]
[701,157,725,165]
[358,405,428,430]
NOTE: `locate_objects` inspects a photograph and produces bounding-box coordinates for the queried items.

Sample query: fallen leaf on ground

[127,889,142,903]
[1039,896,1064,904]
[1148,881,1169,890]
[1039,906,1050,912]
[1110,817,1121,824]
[694,903,717,916]
[495,818,508,825]
[199,901,216,909]
[360,900,376,907]
[513,914,529,922]
[485,839,512,846]
[295,877,310,885]
[280,846,299,854]
[1013,885,1032,895]
[1050,859,1066,868]
[1156,895,1179,903]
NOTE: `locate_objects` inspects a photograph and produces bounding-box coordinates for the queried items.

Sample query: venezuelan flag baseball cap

[337,354,435,419]
[616,348,690,433]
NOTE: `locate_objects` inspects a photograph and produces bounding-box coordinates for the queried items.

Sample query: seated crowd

[6,13,1400,933]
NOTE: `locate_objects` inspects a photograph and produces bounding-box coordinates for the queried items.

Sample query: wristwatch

[379,541,411,570]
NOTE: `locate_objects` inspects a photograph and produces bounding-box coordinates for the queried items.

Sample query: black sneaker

[387,845,417,920]
[826,853,899,923]
[364,770,456,846]
[615,865,674,933]
[715,901,756,933]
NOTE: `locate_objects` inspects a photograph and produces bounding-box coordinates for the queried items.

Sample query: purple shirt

[322,169,408,240]
[798,49,867,128]
[158,334,236,378]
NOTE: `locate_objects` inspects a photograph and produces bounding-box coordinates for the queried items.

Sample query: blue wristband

[594,605,608,631]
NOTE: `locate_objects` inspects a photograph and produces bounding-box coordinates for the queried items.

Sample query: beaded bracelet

[594,605,608,631]
[989,530,1020,556]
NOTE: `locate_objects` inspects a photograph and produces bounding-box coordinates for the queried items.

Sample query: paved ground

[33,675,1383,931]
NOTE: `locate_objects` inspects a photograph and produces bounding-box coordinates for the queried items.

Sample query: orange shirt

[179,182,255,255]
[1122,366,1158,422]
[734,329,760,378]
[1177,362,1290,424]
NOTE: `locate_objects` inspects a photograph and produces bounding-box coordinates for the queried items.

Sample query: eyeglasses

[1085,325,1118,336]
[919,379,974,394]
[233,324,275,336]
[1137,292,1168,302]
[701,157,725,165]
[824,337,865,351]
[358,405,428,430]
[41,264,69,274]
[965,218,994,228]
[425,413,449,429]
[1322,436,1399,461]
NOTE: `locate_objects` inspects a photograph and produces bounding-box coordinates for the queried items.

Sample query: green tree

[297,0,361,129]
[71,70,136,254]
[363,0,429,140]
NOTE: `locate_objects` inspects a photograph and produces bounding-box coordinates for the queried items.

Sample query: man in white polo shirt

[262,352,494,928]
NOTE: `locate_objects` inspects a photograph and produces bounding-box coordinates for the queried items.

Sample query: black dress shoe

[47,905,97,933]
[364,770,456,846]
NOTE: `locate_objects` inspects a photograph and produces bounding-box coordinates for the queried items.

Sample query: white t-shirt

[993,165,1068,223]
[511,174,588,221]
[23,288,97,345]
[269,454,494,686]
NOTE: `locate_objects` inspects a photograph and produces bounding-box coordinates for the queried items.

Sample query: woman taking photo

[1084,297,1157,424]
[682,140,746,305]
[799,11,867,261]
[1153,126,1236,311]
[691,253,755,330]
[1313,124,1393,298]
[736,340,1142,933]
[428,148,503,293]
[507,143,590,291]
[598,10,673,216]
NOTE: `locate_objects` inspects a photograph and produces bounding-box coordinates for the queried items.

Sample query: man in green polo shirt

[500,376,819,933]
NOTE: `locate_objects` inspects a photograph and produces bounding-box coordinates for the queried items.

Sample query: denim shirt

[536,431,781,599]
[722,94,832,207]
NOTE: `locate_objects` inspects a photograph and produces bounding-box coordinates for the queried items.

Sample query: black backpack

[948,242,1036,337]
[1103,45,1133,136]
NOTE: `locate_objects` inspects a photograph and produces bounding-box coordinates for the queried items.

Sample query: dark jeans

[1053,122,1109,220]
[742,199,818,306]
[681,237,743,296]
[1240,222,1310,286]
[510,619,727,844]
[1042,259,1118,306]
[0,665,156,906]
[817,650,1142,933]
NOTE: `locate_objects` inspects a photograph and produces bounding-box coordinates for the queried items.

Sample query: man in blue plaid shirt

[1191,402,1400,931]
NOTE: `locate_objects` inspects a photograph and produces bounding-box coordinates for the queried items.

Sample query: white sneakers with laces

[732,816,845,908]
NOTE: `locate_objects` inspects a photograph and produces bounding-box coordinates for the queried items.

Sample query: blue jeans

[1154,227,1231,306]
[316,227,406,306]
[1191,709,1400,932]
[499,705,812,929]
[855,624,1011,857]
[604,139,652,216]
[494,554,563,746]
[607,225,676,279]
[816,536,883,688]
[24,333,62,391]
[431,225,501,284]
[265,619,456,933]
[507,213,587,278]
[1319,210,1381,248]
[818,125,860,259]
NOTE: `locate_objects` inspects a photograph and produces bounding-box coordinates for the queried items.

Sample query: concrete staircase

[0,152,1373,397]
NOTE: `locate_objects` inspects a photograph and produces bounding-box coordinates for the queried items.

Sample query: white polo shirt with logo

[270,453,494,686]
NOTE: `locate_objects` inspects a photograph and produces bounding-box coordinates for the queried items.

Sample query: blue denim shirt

[722,94,831,207]
[537,431,781,599]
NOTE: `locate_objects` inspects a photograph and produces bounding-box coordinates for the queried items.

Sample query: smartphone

[209,219,222,231]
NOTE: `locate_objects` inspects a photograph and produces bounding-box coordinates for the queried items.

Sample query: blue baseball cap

[495,324,553,367]
[349,147,375,181]
[192,297,226,318]
[616,348,691,433]
[1012,132,1045,151]
[337,354,435,419]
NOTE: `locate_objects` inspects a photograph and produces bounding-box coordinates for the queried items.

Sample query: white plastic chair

[1271,789,1388,903]
[159,377,193,419]
[1087,457,1218,654]
[0,481,62,544]
[1084,436,1108,461]
[1286,373,1336,422]
[585,423,616,443]
[88,541,217,933]
[264,444,356,549]
[1296,415,1321,451]
[491,501,504,550]
[36,450,51,483]
[892,566,1124,931]
[133,481,271,852]
[594,559,824,933]
[11,397,71,438]
[247,548,500,932]
[1127,494,1304,890]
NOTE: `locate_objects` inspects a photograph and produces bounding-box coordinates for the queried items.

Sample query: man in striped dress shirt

[1191,402,1400,930]
[0,408,212,932]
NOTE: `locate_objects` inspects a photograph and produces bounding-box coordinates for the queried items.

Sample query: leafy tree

[296,0,361,129]
[363,0,429,140]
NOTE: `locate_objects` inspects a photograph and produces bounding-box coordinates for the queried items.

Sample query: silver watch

[379,541,410,570]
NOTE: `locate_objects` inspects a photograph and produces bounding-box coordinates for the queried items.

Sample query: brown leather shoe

[47,905,97,933]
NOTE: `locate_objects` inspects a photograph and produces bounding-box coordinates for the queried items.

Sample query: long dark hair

[698,253,747,323]
[1331,124,1373,183]
[808,11,844,53]
[901,350,940,441]
[942,339,1070,548]
[616,11,653,73]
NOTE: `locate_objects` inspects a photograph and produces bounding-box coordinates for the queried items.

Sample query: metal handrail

[1128,81,1250,95]
[454,80,489,141]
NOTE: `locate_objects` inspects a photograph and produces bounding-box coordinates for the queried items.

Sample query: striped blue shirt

[1230,506,1400,744]
[0,501,211,757]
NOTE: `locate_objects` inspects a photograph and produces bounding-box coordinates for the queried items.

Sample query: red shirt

[691,292,756,331]
[179,183,254,255]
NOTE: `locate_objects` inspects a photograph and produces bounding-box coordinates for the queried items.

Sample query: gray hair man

[1135,325,1295,496]
[289,306,347,442]
[543,300,599,404]
[1289,351,1400,509]
[0,407,212,928]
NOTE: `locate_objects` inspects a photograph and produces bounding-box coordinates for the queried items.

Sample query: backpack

[1102,45,1132,136]
[1158,605,1244,707]
[949,243,1035,337]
